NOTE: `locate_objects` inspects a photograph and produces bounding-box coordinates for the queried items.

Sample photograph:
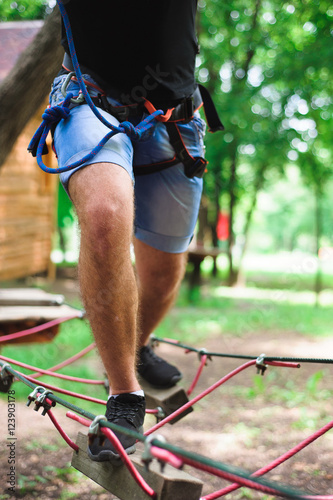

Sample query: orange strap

[143,99,174,122]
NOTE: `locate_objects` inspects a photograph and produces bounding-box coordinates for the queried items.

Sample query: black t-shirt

[61,0,198,105]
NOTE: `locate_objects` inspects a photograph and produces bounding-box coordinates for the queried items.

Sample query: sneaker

[138,344,182,388]
[88,394,145,464]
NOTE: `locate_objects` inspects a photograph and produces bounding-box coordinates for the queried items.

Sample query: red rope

[150,446,183,469]
[187,353,207,396]
[17,370,107,405]
[0,354,104,385]
[0,315,79,343]
[145,360,298,436]
[181,456,285,496]
[31,343,96,378]
[145,360,257,435]
[47,409,79,452]
[66,411,156,498]
[202,419,333,499]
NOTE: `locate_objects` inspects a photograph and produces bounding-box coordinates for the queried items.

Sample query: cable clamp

[26,386,46,407]
[34,389,56,415]
[88,415,108,447]
[256,353,267,376]
[88,415,108,436]
[26,386,55,415]
[198,348,212,364]
[103,376,110,395]
[0,363,14,393]
[156,406,166,423]
[148,334,159,349]
[142,434,166,472]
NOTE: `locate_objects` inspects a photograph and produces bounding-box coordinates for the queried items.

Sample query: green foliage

[0,0,54,21]
[196,0,333,269]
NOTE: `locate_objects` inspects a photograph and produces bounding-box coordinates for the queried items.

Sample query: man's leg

[69,162,146,463]
[133,239,187,347]
[69,163,141,395]
[133,238,186,387]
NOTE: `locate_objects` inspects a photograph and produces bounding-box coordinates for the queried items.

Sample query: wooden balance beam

[72,432,203,500]
[0,288,83,344]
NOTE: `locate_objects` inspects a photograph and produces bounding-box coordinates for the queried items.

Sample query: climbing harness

[28,0,223,178]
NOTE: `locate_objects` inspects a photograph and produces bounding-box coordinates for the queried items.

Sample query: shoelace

[106,399,144,425]
[142,346,162,365]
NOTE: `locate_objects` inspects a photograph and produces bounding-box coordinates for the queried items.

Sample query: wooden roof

[0,20,43,82]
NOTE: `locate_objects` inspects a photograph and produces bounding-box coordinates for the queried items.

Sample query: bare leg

[69,163,141,395]
[133,238,187,346]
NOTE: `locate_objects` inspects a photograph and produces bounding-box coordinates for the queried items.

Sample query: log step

[139,378,193,424]
[71,432,203,500]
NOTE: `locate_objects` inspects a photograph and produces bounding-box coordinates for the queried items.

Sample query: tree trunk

[235,163,268,285]
[0,8,63,169]
[314,184,322,307]
[227,154,237,286]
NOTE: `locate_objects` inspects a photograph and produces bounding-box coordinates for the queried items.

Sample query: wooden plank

[0,288,65,306]
[0,304,82,322]
[139,378,193,424]
[72,432,203,500]
[0,294,82,343]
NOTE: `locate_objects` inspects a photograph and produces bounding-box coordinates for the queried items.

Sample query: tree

[0,7,62,168]
[197,0,333,284]
[0,0,53,21]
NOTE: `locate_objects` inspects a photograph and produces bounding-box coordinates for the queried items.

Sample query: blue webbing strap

[28,0,164,174]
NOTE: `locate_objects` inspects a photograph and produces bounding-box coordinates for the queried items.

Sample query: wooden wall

[0,101,58,281]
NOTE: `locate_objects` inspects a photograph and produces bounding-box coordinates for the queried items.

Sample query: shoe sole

[87,443,136,465]
[87,425,144,465]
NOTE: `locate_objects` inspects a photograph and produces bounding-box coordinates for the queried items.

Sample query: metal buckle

[184,157,207,179]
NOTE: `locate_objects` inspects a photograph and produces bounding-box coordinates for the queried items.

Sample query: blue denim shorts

[50,74,206,253]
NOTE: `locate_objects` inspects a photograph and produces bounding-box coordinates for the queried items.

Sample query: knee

[78,198,133,256]
[142,263,185,301]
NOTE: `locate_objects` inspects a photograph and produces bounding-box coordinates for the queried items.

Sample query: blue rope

[28,0,164,174]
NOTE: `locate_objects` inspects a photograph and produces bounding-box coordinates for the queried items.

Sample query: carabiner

[61,71,85,104]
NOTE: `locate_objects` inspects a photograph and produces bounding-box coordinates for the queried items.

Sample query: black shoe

[88,394,145,464]
[138,344,182,388]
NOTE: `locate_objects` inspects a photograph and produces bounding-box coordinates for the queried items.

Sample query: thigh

[133,113,205,253]
[134,163,203,253]
[49,74,134,196]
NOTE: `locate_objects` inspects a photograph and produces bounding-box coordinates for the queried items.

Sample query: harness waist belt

[60,53,224,179]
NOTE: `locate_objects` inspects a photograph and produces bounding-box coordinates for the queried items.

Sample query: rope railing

[0,315,80,343]
[1,347,332,499]
[151,334,333,365]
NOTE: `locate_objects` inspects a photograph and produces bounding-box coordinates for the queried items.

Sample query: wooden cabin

[0,21,58,281]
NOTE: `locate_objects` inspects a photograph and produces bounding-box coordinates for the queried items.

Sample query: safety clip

[61,71,86,104]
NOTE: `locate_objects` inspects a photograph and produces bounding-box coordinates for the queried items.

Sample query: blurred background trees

[196,0,333,287]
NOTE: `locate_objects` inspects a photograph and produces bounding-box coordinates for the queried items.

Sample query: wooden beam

[0,288,65,306]
[72,432,203,500]
[139,378,193,424]
[0,289,83,344]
